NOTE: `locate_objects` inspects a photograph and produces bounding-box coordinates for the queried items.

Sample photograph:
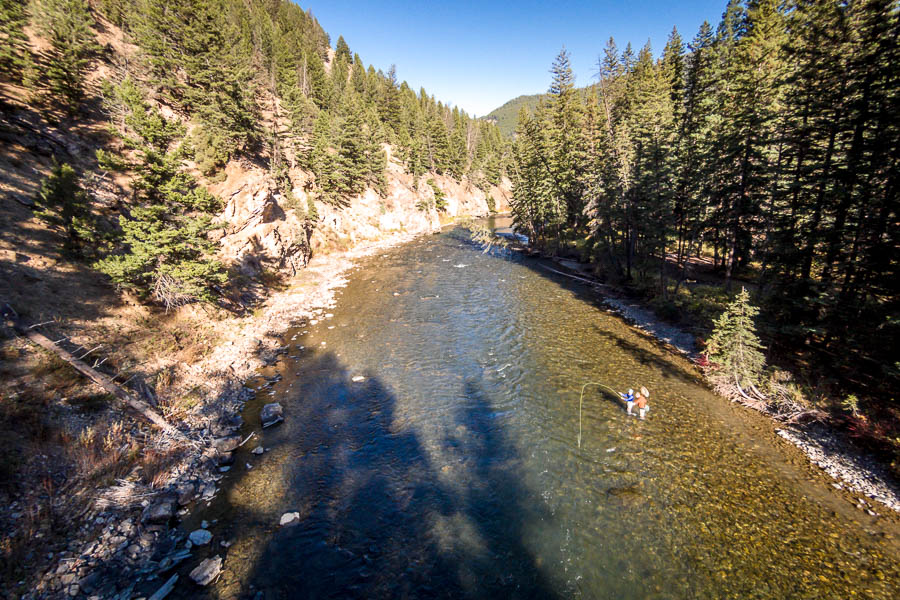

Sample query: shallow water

[179,219,899,599]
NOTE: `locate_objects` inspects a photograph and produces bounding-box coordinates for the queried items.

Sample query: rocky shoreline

[24,226,440,600]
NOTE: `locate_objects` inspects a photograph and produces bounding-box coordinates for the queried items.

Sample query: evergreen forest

[508,0,899,403]
[1,0,509,302]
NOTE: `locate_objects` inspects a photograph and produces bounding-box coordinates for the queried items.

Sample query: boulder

[188,529,212,546]
[189,556,222,586]
[212,434,242,453]
[141,496,177,525]
[261,402,284,428]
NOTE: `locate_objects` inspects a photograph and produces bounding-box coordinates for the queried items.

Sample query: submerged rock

[189,529,212,546]
[279,512,300,526]
[261,402,284,428]
[212,434,242,453]
[190,556,222,586]
[251,446,264,455]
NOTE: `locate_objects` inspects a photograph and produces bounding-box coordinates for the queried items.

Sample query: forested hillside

[509,0,898,408]
[1,0,509,305]
[0,3,511,589]
[485,93,544,136]
[486,86,601,137]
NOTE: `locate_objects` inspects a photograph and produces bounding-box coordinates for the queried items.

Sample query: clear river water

[176,218,900,599]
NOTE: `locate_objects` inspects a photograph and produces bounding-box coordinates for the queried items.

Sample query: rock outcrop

[211,159,511,278]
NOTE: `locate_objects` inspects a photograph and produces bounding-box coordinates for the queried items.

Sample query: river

[178,218,899,599]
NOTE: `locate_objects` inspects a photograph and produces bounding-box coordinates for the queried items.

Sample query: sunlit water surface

[175,218,899,599]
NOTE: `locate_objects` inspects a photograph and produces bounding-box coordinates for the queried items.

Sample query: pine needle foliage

[33,162,95,256]
[31,0,100,112]
[0,0,29,79]
[706,287,767,390]
[94,79,225,306]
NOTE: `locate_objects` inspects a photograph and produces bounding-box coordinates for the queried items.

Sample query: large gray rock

[212,435,242,453]
[260,402,284,428]
[141,496,177,525]
[189,556,222,586]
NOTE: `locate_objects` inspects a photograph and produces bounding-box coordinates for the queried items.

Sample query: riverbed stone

[189,529,212,546]
[141,496,176,525]
[251,446,264,455]
[212,435,242,453]
[279,512,300,526]
[189,556,222,586]
[217,451,235,466]
[261,402,284,428]
[176,483,196,506]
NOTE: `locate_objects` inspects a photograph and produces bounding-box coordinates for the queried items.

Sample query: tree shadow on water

[220,352,559,600]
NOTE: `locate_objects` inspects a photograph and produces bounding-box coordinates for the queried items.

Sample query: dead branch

[3,304,189,442]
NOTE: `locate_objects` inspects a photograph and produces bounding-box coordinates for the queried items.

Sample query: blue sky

[305,0,728,116]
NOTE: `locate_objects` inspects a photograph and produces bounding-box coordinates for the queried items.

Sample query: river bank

[538,252,900,517]
[18,224,448,599]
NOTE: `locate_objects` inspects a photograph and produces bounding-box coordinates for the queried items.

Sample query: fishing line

[578,381,620,448]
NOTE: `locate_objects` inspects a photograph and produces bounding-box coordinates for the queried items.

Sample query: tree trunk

[4,309,188,442]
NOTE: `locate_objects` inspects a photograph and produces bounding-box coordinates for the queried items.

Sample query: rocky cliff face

[209,158,511,278]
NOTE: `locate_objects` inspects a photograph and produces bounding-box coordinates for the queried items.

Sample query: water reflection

[201,353,558,599]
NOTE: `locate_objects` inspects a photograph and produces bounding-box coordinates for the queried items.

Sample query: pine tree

[335,35,351,63]
[309,110,336,198]
[0,0,29,79]
[706,287,767,391]
[546,47,586,234]
[334,96,368,198]
[33,0,100,111]
[95,79,225,305]
[713,0,787,285]
[33,162,94,256]
[379,64,403,134]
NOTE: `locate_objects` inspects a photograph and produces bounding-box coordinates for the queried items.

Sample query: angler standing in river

[635,387,650,419]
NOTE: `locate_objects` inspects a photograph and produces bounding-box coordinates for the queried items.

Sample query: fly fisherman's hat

[641,387,650,397]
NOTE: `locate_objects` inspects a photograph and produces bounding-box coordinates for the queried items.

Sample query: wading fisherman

[619,389,635,415]
[635,387,650,420]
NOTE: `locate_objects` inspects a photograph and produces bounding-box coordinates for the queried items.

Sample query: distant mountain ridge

[486,85,598,137]
[484,93,546,137]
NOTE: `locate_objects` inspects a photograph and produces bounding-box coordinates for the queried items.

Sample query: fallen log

[3,305,189,442]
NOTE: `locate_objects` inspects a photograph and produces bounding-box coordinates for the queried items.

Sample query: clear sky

[304,0,728,116]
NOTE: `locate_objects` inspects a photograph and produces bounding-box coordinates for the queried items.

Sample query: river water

[181,219,899,599]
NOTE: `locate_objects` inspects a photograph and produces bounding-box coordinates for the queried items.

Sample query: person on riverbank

[635,387,650,419]
[620,389,635,415]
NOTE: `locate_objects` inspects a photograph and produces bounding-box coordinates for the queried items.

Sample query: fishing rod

[578,381,621,448]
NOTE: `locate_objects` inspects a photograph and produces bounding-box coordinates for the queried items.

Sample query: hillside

[486,85,599,136]
[484,92,545,137]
